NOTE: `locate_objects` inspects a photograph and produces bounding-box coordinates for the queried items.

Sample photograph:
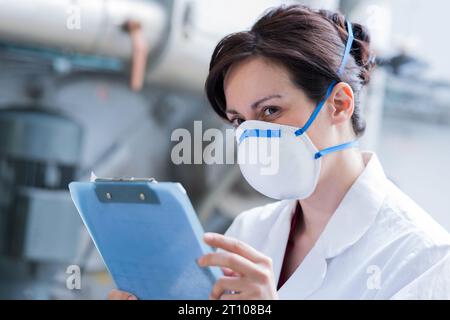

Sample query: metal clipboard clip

[90,172,158,183]
[90,172,160,203]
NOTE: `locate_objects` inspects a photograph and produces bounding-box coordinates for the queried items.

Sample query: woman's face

[223,56,355,153]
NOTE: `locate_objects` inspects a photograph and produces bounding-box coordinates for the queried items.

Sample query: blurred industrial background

[0,0,448,299]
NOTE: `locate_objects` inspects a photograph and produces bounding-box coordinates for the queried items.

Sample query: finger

[108,289,138,300]
[199,251,255,276]
[210,276,245,300]
[204,233,268,264]
[221,267,239,277]
[220,293,246,300]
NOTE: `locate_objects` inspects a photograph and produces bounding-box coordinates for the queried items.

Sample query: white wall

[390,0,450,82]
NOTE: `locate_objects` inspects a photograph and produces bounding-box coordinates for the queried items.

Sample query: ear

[328,82,354,125]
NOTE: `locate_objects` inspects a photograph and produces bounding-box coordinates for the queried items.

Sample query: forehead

[223,57,293,110]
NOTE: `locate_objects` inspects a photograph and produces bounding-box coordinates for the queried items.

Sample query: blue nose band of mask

[239,128,282,144]
[294,20,358,159]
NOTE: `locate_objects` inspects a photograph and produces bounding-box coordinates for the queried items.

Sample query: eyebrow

[226,94,282,115]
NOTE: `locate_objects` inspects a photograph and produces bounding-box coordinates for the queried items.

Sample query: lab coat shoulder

[224,200,291,251]
[390,251,450,299]
[384,179,450,246]
[375,180,450,299]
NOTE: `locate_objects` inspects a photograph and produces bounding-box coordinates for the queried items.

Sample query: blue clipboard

[69,178,222,300]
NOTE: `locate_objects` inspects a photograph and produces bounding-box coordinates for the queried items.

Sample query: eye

[231,117,245,127]
[263,106,280,117]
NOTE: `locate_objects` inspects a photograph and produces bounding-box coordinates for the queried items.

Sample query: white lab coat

[224,152,450,299]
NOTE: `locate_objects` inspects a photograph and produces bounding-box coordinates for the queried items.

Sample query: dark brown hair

[205,4,375,136]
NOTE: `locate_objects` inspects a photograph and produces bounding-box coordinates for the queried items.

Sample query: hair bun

[351,22,375,85]
[318,10,375,85]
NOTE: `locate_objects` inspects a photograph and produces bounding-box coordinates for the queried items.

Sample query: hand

[107,289,138,300]
[198,233,278,300]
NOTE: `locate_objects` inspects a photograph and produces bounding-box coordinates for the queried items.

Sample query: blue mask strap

[337,20,354,77]
[295,81,336,136]
[295,21,354,137]
[314,140,359,159]
[295,21,358,160]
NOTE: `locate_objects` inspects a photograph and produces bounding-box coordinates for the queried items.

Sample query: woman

[110,4,450,300]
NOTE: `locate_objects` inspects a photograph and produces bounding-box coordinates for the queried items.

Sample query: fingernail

[196,257,203,266]
[128,295,138,300]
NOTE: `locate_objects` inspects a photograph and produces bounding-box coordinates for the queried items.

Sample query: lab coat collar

[272,152,387,299]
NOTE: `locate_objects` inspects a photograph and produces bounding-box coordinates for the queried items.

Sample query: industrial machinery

[0,108,83,299]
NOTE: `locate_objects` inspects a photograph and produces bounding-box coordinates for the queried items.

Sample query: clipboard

[69,178,222,300]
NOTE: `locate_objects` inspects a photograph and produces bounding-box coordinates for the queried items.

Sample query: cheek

[275,107,311,128]
[274,101,336,149]
[304,105,336,150]
[276,102,334,150]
